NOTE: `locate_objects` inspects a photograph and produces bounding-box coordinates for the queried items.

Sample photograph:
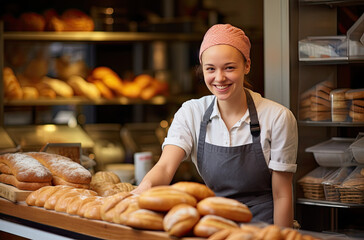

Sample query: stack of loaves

[345,88,364,122]
[90,171,136,197]
[0,152,91,190]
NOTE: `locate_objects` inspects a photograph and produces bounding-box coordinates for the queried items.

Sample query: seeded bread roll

[197,197,252,223]
[171,181,215,201]
[163,203,200,237]
[193,215,239,238]
[0,153,52,183]
[26,152,91,185]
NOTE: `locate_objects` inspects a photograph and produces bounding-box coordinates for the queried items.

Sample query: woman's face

[201,45,250,102]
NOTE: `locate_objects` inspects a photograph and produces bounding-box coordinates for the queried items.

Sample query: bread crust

[345,88,364,100]
[0,173,51,191]
[26,152,91,184]
[171,182,215,201]
[193,215,239,238]
[197,197,252,223]
[138,186,197,211]
[100,192,131,222]
[163,203,200,237]
[124,209,164,230]
[0,153,52,183]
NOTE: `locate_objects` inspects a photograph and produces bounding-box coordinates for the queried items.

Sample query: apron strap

[244,89,261,151]
[197,98,215,162]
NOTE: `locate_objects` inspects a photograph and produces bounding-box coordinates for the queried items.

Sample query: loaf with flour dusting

[0,153,52,183]
[25,152,91,185]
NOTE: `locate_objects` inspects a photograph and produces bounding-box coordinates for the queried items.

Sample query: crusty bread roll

[3,67,23,100]
[208,228,240,240]
[54,191,83,212]
[89,67,124,95]
[193,215,239,238]
[171,182,215,201]
[83,197,105,220]
[35,185,68,207]
[91,171,120,185]
[100,192,131,222]
[67,75,100,99]
[0,153,52,183]
[138,186,197,212]
[25,152,91,185]
[255,225,282,240]
[42,76,74,97]
[90,79,114,99]
[61,9,94,31]
[26,185,55,206]
[44,186,77,210]
[197,197,252,223]
[112,195,139,224]
[22,86,39,99]
[163,203,200,237]
[124,209,165,230]
[66,195,98,215]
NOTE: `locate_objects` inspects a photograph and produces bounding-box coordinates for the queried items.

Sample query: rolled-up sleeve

[268,108,298,173]
[162,103,195,160]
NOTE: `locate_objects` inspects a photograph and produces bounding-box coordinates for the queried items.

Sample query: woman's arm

[131,145,186,194]
[272,170,294,228]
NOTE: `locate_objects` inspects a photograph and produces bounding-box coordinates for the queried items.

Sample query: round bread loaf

[163,204,200,237]
[172,181,215,201]
[193,215,239,238]
[197,197,252,223]
[92,171,121,184]
[138,186,197,211]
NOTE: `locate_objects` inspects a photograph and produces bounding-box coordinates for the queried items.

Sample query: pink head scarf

[199,24,251,63]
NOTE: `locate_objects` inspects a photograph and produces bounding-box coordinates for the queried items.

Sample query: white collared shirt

[162,89,298,173]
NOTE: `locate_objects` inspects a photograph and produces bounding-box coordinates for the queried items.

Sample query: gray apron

[197,89,273,223]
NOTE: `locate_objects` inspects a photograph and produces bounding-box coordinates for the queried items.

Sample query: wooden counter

[0,198,201,240]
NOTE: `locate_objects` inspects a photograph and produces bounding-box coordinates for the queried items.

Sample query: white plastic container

[350,136,364,164]
[306,138,356,167]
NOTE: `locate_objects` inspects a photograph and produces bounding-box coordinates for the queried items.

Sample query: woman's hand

[131,180,152,195]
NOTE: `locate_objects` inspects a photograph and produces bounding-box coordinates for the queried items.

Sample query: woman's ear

[244,59,251,75]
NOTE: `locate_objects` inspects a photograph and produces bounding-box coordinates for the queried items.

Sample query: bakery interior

[0,0,364,239]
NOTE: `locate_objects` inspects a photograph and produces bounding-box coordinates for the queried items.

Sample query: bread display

[88,67,124,95]
[197,197,252,222]
[67,75,100,100]
[123,209,165,230]
[3,67,23,100]
[90,171,135,197]
[25,152,92,187]
[100,192,131,222]
[171,181,215,201]
[41,76,74,98]
[163,203,200,237]
[138,186,197,211]
[193,215,239,238]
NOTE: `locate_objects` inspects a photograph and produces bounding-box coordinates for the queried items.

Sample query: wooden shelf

[297,198,364,208]
[3,31,203,42]
[0,198,200,240]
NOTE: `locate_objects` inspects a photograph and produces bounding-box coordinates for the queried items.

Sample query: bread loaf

[123,209,164,230]
[255,225,282,240]
[0,162,13,175]
[92,171,121,184]
[0,174,51,191]
[35,185,67,207]
[52,175,90,189]
[42,76,74,97]
[67,195,98,215]
[163,203,200,237]
[67,75,100,99]
[83,197,105,220]
[171,182,215,201]
[112,195,139,224]
[193,215,239,238]
[197,197,252,223]
[26,185,55,206]
[0,153,52,183]
[345,88,364,100]
[44,186,77,210]
[100,192,131,222]
[138,186,197,211]
[89,67,124,95]
[25,152,91,185]
[3,67,23,100]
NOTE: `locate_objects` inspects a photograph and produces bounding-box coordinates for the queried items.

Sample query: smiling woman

[132,23,298,228]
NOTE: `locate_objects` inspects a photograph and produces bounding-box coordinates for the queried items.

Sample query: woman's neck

[217,90,248,130]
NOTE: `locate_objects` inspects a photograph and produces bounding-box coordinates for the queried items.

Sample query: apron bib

[197,89,273,223]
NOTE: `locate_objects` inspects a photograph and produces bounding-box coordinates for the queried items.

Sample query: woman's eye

[206,67,214,71]
[226,66,235,70]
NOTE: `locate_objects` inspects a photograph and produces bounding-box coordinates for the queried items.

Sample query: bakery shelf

[298,120,364,127]
[299,0,364,6]
[3,31,203,42]
[297,198,364,208]
[3,95,198,106]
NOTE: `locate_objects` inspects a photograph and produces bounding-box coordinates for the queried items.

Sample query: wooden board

[0,198,201,240]
[0,183,32,202]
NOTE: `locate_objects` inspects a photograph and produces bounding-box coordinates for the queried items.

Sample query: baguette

[138,186,197,211]
[100,192,131,222]
[52,175,90,189]
[112,195,139,224]
[26,152,91,184]
[193,215,239,238]
[171,182,215,201]
[123,209,164,230]
[197,197,252,223]
[26,185,54,206]
[163,203,200,237]
[0,153,52,183]
[67,195,98,215]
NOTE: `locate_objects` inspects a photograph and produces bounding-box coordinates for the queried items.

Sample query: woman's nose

[215,70,225,81]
